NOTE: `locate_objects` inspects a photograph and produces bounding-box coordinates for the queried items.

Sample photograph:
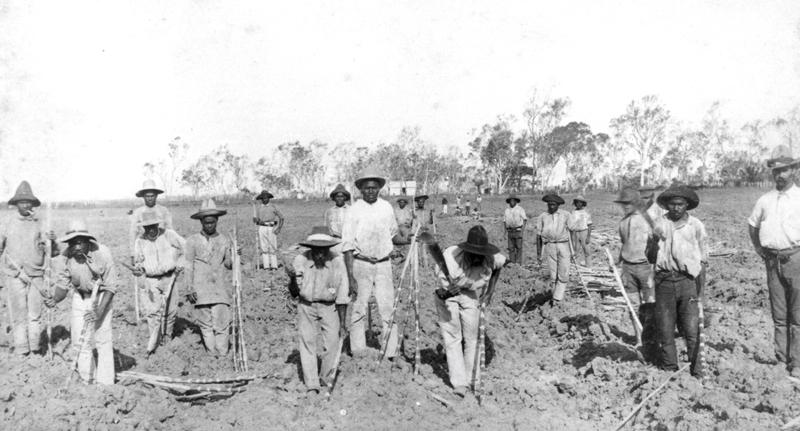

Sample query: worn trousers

[197,303,231,355]
[297,301,340,389]
[349,260,398,356]
[435,291,479,389]
[140,275,178,341]
[71,292,115,385]
[507,229,524,264]
[655,272,700,372]
[766,254,800,369]
[6,276,44,354]
[258,225,279,269]
[571,229,591,266]
[621,261,655,304]
[545,242,570,301]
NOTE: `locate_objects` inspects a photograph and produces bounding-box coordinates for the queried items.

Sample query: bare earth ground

[1,188,798,430]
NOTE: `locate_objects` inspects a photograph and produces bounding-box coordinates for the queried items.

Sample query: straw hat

[767,145,800,171]
[135,179,164,198]
[505,194,521,204]
[329,184,351,200]
[457,225,499,256]
[573,195,587,205]
[58,220,97,243]
[396,197,409,204]
[657,185,699,210]
[542,194,565,205]
[8,181,41,207]
[298,226,340,248]
[137,210,163,227]
[190,199,227,219]
[354,166,386,189]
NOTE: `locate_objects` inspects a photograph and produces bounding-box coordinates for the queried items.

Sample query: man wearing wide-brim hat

[130,211,186,354]
[324,184,351,241]
[342,167,403,359]
[568,195,593,266]
[253,190,284,270]
[184,199,236,355]
[129,179,174,268]
[394,197,414,244]
[290,226,349,394]
[749,145,800,377]
[614,188,658,362]
[650,185,708,378]
[0,180,56,355]
[432,225,507,397]
[46,220,118,384]
[503,195,527,264]
[535,193,571,302]
[413,194,435,232]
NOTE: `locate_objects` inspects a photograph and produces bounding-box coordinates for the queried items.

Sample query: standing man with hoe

[253,190,284,270]
[503,194,527,265]
[342,167,403,360]
[0,181,55,356]
[749,145,800,378]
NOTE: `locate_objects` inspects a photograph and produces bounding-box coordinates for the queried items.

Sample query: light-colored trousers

[349,260,398,356]
[297,301,340,389]
[140,275,179,341]
[6,276,44,354]
[71,292,115,385]
[545,242,571,301]
[435,291,479,389]
[258,225,279,269]
[570,229,591,266]
[197,303,231,355]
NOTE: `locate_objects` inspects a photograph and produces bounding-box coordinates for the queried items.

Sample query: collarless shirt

[569,209,593,231]
[184,231,233,305]
[748,184,800,250]
[536,209,571,242]
[341,198,398,259]
[0,214,46,277]
[53,244,118,295]
[324,205,349,237]
[129,205,174,255]
[292,251,349,304]
[619,211,651,263]
[257,203,283,223]
[395,207,414,227]
[504,206,527,228]
[654,214,708,277]
[436,246,506,292]
[134,229,186,277]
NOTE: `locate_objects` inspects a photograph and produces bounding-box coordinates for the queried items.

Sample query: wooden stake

[614,364,689,430]
[413,243,421,376]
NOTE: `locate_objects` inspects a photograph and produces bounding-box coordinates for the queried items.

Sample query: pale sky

[1,0,799,201]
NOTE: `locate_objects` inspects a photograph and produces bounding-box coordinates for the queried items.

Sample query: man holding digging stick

[536,193,571,303]
[253,190,284,270]
[0,181,57,356]
[46,220,118,385]
[289,226,349,394]
[129,211,185,354]
[748,145,800,377]
[342,167,403,360]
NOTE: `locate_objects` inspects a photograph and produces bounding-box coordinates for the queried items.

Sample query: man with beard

[749,145,800,377]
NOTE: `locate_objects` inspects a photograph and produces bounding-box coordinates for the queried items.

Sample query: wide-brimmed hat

[458,225,500,256]
[413,194,429,202]
[298,226,340,248]
[657,185,699,210]
[396,197,409,204]
[137,210,163,227]
[573,195,587,205]
[329,184,351,200]
[354,166,386,189]
[254,190,274,200]
[58,220,97,243]
[613,188,640,204]
[8,181,41,207]
[767,145,800,171]
[505,194,521,204]
[190,199,228,220]
[542,194,565,205]
[135,179,164,198]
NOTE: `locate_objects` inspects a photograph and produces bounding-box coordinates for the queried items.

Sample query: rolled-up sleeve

[334,257,350,304]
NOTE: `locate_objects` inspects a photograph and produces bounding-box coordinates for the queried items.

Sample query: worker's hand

[754,246,767,260]
[174,266,183,274]
[43,296,57,308]
[348,277,358,298]
[84,308,97,323]
[537,256,542,266]
[274,228,281,235]
[339,324,348,339]
[435,288,451,300]
[130,256,137,268]
[586,236,591,245]
[48,231,57,242]
[252,217,260,225]
[236,245,243,256]
[131,267,144,277]
[186,291,197,304]
[18,272,32,286]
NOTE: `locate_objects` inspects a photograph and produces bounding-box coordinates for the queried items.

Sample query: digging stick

[694,265,707,380]
[147,274,177,353]
[44,202,54,360]
[64,280,101,390]
[251,202,260,271]
[472,268,500,405]
[325,337,346,398]
[119,260,142,326]
[604,248,643,343]
[413,243,421,376]
[614,364,689,430]
[568,237,595,307]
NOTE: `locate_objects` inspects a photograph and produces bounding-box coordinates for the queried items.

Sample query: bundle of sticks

[231,224,249,373]
[118,370,254,403]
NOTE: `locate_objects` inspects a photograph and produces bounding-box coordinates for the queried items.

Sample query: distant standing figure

[413,194,435,232]
[475,194,482,216]
[503,194,527,264]
[536,194,570,302]
[465,199,472,217]
[324,184,350,255]
[253,190,284,270]
[749,145,800,378]
[129,179,174,268]
[568,195,593,267]
[441,196,449,215]
[394,197,414,244]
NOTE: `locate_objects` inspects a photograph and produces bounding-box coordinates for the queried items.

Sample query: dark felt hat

[298,226,340,248]
[190,199,228,219]
[767,145,800,171]
[396,197,409,204]
[542,194,565,205]
[506,194,521,204]
[613,188,640,204]
[657,185,699,210]
[135,179,164,198]
[413,194,429,202]
[8,181,41,207]
[329,184,351,200]
[457,225,500,256]
[254,190,274,200]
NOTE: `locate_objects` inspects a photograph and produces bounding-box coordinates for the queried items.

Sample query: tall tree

[523,91,569,189]
[468,117,516,194]
[610,95,671,186]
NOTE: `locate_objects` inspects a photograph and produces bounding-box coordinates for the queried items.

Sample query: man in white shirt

[503,195,527,264]
[749,145,800,377]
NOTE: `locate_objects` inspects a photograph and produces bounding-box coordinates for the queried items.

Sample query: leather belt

[543,240,569,244]
[765,246,800,261]
[354,254,390,264]
[145,269,175,279]
[260,221,277,227]
[299,298,335,306]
